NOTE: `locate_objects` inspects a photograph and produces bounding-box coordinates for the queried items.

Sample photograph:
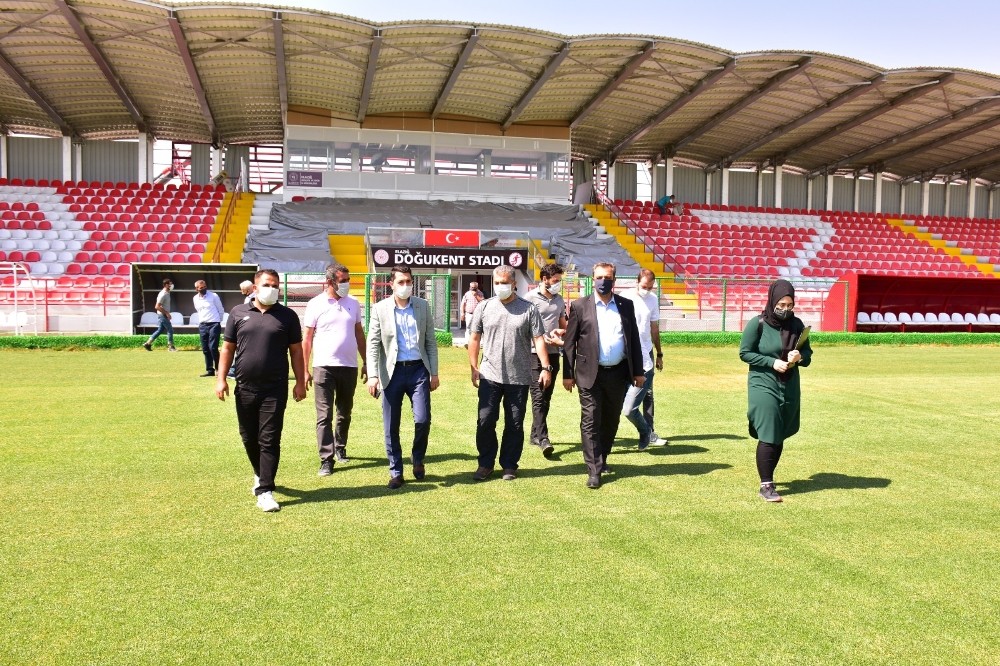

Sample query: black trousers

[314,365,358,462]
[529,353,560,444]
[577,360,631,477]
[234,381,288,495]
[476,377,529,471]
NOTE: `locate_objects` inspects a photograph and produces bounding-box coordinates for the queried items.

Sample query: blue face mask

[594,278,614,295]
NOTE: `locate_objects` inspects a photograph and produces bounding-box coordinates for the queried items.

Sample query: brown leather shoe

[387,476,404,489]
[412,464,426,480]
[473,466,494,481]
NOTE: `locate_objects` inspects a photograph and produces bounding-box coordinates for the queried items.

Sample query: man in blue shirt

[366,266,440,488]
[562,262,645,489]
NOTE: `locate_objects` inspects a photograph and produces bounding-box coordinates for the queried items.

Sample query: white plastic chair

[188,312,201,326]
[898,312,912,323]
[964,313,977,324]
[871,312,884,323]
[950,313,964,324]
[977,313,990,324]
[991,313,1000,324]
[911,313,926,324]
[883,312,898,324]
[222,312,229,327]
[856,311,871,324]
[139,312,159,328]
[924,313,938,323]
[940,313,952,324]
[170,312,184,327]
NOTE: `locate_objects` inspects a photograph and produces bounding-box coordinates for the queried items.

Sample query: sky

[265,0,1000,74]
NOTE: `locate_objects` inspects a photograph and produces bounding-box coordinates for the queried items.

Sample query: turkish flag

[424,229,480,247]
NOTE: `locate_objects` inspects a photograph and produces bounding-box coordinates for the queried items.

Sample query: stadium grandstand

[2,0,1000,336]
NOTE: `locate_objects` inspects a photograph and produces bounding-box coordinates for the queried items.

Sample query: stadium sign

[286,171,322,187]
[371,246,528,269]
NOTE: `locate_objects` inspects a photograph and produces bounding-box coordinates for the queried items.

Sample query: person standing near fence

[460,282,484,331]
[193,279,225,377]
[620,269,668,449]
[739,279,813,503]
[303,264,367,475]
[215,269,308,513]
[143,278,176,352]
[524,262,567,458]
[366,266,440,489]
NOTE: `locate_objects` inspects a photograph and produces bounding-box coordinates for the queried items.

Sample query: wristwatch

[542,365,554,372]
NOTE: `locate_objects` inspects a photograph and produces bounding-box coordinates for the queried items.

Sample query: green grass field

[3,344,999,665]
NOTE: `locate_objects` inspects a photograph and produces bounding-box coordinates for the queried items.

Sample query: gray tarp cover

[243,198,639,274]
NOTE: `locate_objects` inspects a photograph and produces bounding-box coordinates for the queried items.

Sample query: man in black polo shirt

[216,269,307,512]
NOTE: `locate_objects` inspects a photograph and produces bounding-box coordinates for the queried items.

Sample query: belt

[199,321,220,325]
[396,359,423,367]
[599,359,626,369]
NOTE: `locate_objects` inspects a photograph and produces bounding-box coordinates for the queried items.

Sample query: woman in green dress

[739,279,813,502]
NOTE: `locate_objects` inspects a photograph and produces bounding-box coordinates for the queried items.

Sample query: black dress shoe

[600,463,611,474]
[473,467,494,481]
[539,440,554,458]
[335,450,349,463]
[413,464,426,480]
[200,371,215,377]
[387,476,404,489]
[586,475,601,489]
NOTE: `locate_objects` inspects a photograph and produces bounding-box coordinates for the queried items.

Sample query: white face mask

[637,287,650,297]
[336,282,351,298]
[494,283,514,300]
[546,281,561,295]
[256,285,279,306]
[394,284,413,300]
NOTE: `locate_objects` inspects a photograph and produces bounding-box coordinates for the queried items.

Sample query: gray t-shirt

[156,289,171,317]
[525,287,565,353]
[471,296,545,385]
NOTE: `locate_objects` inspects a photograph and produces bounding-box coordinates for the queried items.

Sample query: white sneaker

[252,475,260,496]
[256,491,280,512]
[648,432,669,447]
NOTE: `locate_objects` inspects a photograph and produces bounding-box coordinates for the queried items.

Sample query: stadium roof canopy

[2,0,1000,183]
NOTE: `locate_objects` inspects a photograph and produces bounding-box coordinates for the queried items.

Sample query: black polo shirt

[224,302,302,386]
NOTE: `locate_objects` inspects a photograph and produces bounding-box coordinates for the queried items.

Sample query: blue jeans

[381,362,432,478]
[148,314,174,345]
[199,322,221,372]
[623,366,655,442]
[476,377,529,471]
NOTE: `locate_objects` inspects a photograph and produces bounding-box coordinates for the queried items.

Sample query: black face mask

[594,278,614,295]
[197,288,207,295]
[773,307,792,321]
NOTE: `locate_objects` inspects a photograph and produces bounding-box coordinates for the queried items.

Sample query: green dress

[739,316,813,445]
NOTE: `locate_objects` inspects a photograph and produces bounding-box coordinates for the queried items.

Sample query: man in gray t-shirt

[524,263,567,457]
[143,278,176,352]
[468,265,552,481]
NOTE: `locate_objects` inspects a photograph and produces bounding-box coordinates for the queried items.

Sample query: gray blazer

[366,295,439,388]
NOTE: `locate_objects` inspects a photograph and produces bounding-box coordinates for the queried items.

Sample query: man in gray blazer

[366,265,440,488]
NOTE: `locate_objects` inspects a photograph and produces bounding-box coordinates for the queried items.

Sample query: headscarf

[761,279,799,371]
